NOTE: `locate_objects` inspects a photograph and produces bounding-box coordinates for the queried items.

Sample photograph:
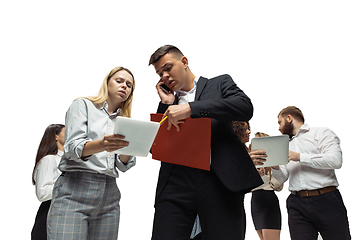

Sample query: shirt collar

[176,76,199,96]
[100,101,121,116]
[57,150,64,157]
[294,124,310,137]
[100,101,108,110]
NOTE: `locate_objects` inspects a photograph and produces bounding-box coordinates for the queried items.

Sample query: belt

[291,186,337,197]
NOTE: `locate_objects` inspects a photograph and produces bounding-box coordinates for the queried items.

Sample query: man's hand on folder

[163,104,192,132]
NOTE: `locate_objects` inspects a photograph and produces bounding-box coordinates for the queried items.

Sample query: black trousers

[287,189,351,240]
[31,200,51,240]
[152,165,245,240]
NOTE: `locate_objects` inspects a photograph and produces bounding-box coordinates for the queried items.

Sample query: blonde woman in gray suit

[47,67,136,240]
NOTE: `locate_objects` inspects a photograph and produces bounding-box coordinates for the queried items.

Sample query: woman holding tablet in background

[232,123,282,240]
[250,132,283,240]
[47,67,136,240]
[31,124,65,240]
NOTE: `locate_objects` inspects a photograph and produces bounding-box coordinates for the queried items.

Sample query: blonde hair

[254,132,269,138]
[84,67,135,118]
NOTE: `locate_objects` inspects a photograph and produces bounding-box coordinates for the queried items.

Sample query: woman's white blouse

[252,173,283,192]
[34,150,63,202]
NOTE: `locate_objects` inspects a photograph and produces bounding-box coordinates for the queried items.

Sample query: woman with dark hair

[31,124,65,240]
[232,121,251,150]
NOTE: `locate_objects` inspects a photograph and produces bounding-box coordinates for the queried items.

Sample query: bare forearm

[119,155,131,164]
[82,139,104,157]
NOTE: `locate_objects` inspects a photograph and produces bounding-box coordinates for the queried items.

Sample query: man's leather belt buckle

[291,186,337,197]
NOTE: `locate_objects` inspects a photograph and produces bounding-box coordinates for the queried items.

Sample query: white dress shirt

[176,77,198,105]
[58,98,136,178]
[272,124,342,191]
[176,76,212,167]
[34,150,63,202]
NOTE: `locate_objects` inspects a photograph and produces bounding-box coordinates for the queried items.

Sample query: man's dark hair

[278,106,305,123]
[148,45,184,65]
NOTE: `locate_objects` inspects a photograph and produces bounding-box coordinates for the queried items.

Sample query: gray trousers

[47,171,121,240]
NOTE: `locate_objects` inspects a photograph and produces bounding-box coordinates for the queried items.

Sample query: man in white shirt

[269,106,351,239]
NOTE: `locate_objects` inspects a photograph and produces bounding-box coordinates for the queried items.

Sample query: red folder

[150,113,211,171]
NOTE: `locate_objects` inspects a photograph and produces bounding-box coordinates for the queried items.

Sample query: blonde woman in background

[47,67,136,240]
[250,132,283,240]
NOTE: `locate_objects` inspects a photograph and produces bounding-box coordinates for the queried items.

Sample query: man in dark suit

[149,45,263,240]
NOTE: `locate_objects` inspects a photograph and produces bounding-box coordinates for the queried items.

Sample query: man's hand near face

[156,80,175,104]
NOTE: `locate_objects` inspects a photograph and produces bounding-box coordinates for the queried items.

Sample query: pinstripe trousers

[47,171,121,240]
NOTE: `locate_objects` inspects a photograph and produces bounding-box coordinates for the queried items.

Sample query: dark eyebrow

[156,62,169,74]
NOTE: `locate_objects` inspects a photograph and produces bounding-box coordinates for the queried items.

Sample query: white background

[0,1,359,239]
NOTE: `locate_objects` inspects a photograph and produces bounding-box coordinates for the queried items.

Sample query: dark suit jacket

[156,74,263,200]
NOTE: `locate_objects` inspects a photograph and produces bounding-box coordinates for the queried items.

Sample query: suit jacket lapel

[195,77,208,101]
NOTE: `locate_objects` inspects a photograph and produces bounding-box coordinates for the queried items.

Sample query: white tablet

[113,116,160,157]
[250,135,289,168]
